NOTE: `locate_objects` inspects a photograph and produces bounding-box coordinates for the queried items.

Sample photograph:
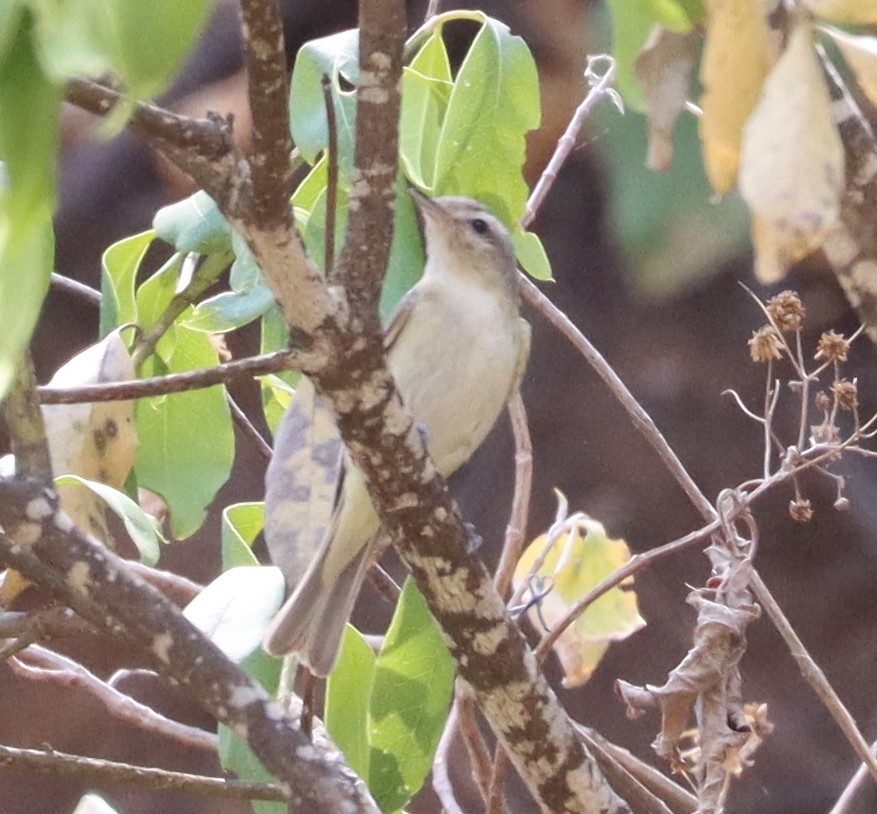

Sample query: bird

[262,189,531,676]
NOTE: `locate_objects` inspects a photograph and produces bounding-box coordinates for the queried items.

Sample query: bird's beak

[409,187,445,224]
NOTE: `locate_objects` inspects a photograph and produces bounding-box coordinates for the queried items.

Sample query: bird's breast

[388,278,524,477]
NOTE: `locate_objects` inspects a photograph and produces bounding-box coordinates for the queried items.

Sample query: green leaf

[229,230,263,292]
[107,0,213,101]
[0,3,24,65]
[153,190,232,255]
[30,0,114,81]
[135,252,184,330]
[135,323,235,538]
[512,229,553,282]
[292,154,330,215]
[131,250,239,548]
[184,566,285,662]
[184,285,275,333]
[368,579,455,813]
[100,230,154,336]
[289,28,359,165]
[0,11,60,397]
[326,626,377,782]
[606,0,656,111]
[380,179,424,320]
[642,0,701,30]
[400,33,453,189]
[221,502,265,570]
[54,474,164,565]
[432,16,540,225]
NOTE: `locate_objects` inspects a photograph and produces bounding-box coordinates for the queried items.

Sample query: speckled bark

[0,478,377,814]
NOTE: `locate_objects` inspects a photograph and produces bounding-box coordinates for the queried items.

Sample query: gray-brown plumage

[263,191,531,676]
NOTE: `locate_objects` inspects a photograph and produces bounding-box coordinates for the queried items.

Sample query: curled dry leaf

[825,27,877,109]
[1,331,139,605]
[616,592,762,812]
[513,515,644,688]
[699,0,775,194]
[635,25,701,171]
[739,18,845,283]
[802,0,877,24]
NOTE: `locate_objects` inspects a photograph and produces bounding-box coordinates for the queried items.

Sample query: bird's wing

[264,375,344,591]
[383,286,422,353]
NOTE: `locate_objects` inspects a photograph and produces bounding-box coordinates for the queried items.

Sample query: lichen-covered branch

[334,0,406,321]
[0,482,377,812]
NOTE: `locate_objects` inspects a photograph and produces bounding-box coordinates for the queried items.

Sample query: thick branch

[334,0,406,320]
[65,77,237,203]
[0,488,377,813]
[238,0,295,225]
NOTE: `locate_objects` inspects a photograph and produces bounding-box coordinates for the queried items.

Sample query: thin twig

[131,251,233,368]
[227,394,273,461]
[746,567,877,785]
[827,739,877,814]
[457,693,495,800]
[577,725,696,814]
[493,391,532,598]
[12,645,217,750]
[0,607,84,660]
[522,55,619,230]
[322,73,340,281]
[432,701,470,814]
[38,349,304,404]
[50,273,102,306]
[0,743,287,802]
[125,561,202,607]
[519,276,715,523]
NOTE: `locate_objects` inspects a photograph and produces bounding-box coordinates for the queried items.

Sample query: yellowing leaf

[1,331,139,606]
[513,516,645,687]
[739,19,845,283]
[699,0,775,194]
[802,0,877,24]
[825,27,877,109]
[635,25,700,171]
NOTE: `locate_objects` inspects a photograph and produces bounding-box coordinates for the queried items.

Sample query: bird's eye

[471,218,489,235]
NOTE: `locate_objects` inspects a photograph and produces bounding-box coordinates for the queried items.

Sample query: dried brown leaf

[739,18,845,283]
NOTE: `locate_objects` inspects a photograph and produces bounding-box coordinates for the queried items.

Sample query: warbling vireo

[262,190,531,676]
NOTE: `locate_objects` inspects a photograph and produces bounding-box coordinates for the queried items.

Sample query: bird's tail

[262,541,372,677]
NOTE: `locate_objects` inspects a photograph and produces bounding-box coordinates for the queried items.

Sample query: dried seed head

[814,390,831,412]
[831,378,858,411]
[815,330,849,363]
[834,496,850,512]
[811,423,840,445]
[748,326,783,362]
[789,498,813,523]
[766,290,805,332]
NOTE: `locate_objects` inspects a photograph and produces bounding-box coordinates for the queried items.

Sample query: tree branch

[38,349,303,404]
[1,352,379,813]
[65,76,238,203]
[0,743,287,803]
[334,0,406,320]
